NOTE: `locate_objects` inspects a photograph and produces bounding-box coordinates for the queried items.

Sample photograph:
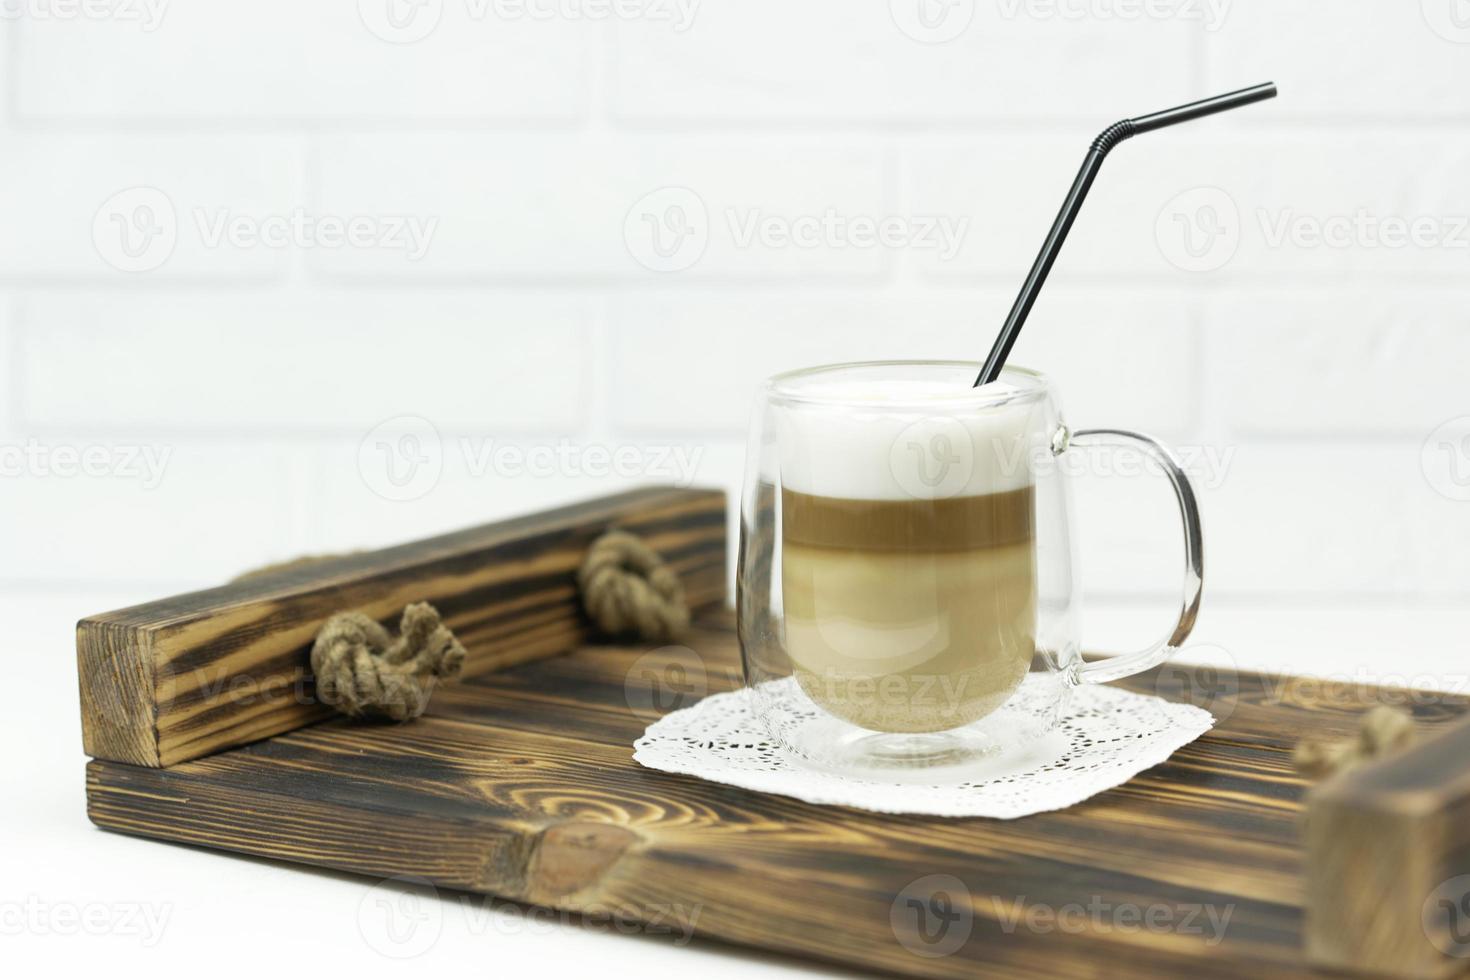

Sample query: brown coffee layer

[782,486,1033,552]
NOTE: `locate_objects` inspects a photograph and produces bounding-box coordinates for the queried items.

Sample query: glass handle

[1068,428,1204,685]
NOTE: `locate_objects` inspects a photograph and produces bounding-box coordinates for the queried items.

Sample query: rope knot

[577,530,689,642]
[310,602,466,721]
[1294,705,1416,780]
[250,528,690,722]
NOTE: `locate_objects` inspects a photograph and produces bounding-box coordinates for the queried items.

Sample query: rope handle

[242,529,690,722]
[1294,705,1416,780]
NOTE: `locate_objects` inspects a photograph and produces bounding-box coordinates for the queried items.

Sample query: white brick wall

[14,4,589,120]
[607,287,1197,435]
[1203,2,1470,119]
[910,132,1470,279]
[609,1,1195,122]
[0,134,303,277]
[1207,288,1470,436]
[312,134,889,279]
[18,290,591,430]
[4,1,1469,669]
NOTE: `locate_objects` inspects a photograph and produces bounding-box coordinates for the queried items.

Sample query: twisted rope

[1294,705,1416,780]
[236,529,688,721]
[577,530,689,642]
[310,602,466,722]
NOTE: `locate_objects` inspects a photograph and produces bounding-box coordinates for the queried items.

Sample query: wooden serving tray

[86,609,1470,979]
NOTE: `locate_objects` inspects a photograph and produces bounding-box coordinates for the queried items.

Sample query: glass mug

[737,361,1203,777]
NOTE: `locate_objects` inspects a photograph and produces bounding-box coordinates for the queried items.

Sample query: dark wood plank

[77,487,727,767]
[85,611,1470,978]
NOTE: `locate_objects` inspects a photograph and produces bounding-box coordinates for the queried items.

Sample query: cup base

[840,730,996,769]
[779,711,1065,784]
[748,673,1074,783]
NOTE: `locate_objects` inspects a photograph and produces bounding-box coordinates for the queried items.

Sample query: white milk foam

[774,377,1041,500]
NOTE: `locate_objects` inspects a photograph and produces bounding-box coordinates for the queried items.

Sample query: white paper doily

[633,676,1215,819]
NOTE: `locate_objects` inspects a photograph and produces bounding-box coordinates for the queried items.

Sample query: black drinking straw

[974,82,1278,387]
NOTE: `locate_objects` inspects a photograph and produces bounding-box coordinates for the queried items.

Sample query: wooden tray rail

[77,487,727,767]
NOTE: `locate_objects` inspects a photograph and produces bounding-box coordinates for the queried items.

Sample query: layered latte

[777,379,1039,733]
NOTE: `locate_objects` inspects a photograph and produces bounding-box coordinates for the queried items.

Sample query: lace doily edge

[632,698,1217,820]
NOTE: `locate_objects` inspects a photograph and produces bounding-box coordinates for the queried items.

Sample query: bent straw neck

[973,83,1277,388]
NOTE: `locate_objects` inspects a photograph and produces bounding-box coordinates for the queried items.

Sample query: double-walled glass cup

[737,361,1202,777]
